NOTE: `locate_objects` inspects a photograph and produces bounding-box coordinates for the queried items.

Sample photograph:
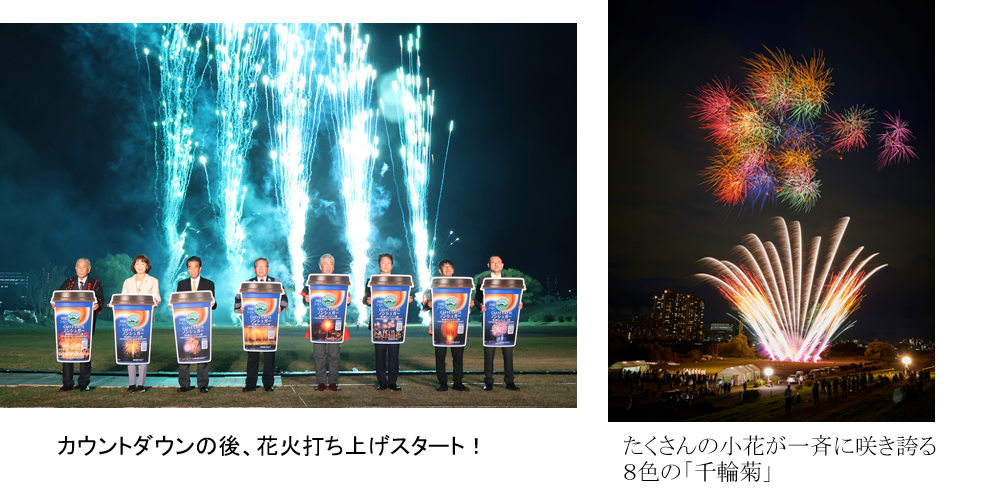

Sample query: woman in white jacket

[120,254,160,392]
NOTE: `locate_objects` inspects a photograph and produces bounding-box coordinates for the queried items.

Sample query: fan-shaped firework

[690,48,915,212]
[875,111,917,170]
[696,217,886,362]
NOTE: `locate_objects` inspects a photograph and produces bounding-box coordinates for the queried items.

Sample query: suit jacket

[473,275,494,307]
[176,277,218,310]
[234,276,288,312]
[59,276,105,314]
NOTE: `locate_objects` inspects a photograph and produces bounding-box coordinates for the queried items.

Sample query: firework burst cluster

[690,47,916,212]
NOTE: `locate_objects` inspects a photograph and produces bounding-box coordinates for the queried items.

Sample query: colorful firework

[777,172,821,212]
[695,217,886,362]
[690,47,915,212]
[825,105,875,153]
[787,51,832,122]
[876,111,917,170]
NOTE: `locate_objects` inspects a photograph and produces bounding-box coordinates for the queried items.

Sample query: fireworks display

[876,111,918,170]
[387,27,454,325]
[265,23,332,324]
[695,217,886,362]
[324,24,378,326]
[150,23,207,290]
[212,23,267,284]
[135,24,455,325]
[690,47,916,212]
[825,105,875,153]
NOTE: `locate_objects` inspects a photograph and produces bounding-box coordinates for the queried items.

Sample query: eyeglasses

[256,265,269,268]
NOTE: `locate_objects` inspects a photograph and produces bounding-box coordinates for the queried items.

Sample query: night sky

[0,23,577,313]
[609,5,934,342]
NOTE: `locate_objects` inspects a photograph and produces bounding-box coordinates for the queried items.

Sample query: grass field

[0,323,576,408]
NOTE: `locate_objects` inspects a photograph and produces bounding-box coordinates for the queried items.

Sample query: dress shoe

[243,386,257,392]
[138,385,146,393]
[60,385,74,392]
[482,384,494,391]
[376,384,387,390]
[127,385,137,392]
[178,387,193,393]
[452,384,470,392]
[389,384,402,391]
[436,384,449,392]
[328,383,341,391]
[264,386,275,392]
[316,383,327,391]
[79,386,91,392]
[199,387,209,393]
[506,383,520,391]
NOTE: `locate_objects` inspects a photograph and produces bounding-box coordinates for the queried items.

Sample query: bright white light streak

[325,23,377,326]
[266,23,331,324]
[213,23,267,287]
[390,27,446,323]
[152,23,208,294]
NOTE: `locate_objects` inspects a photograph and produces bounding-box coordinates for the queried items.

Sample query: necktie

[192,279,197,291]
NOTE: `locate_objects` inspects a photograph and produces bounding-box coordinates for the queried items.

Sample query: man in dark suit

[475,255,523,391]
[175,256,217,393]
[56,258,105,392]
[421,259,472,392]
[234,257,288,392]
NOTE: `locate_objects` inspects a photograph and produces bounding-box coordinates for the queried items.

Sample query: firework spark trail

[695,216,887,362]
[324,24,378,326]
[876,111,917,170]
[152,23,209,293]
[213,23,268,286]
[390,27,449,323]
[265,23,330,324]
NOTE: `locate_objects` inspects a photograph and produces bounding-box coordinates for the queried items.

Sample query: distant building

[651,289,704,341]
[707,320,743,342]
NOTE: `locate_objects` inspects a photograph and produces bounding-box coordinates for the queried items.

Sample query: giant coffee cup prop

[239,281,283,352]
[308,274,351,343]
[480,277,526,347]
[50,290,97,363]
[169,291,214,363]
[109,294,156,365]
[369,274,414,344]
[430,277,474,347]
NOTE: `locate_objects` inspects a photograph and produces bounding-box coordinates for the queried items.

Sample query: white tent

[609,360,650,374]
[717,364,762,384]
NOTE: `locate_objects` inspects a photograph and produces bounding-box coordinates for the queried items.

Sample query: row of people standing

[57,252,521,394]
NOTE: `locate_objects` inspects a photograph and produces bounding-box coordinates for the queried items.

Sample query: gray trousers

[177,362,210,388]
[127,364,147,386]
[313,342,341,384]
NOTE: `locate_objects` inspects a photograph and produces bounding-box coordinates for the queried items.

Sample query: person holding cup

[120,254,161,393]
[363,253,413,391]
[475,255,523,391]
[301,253,352,392]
